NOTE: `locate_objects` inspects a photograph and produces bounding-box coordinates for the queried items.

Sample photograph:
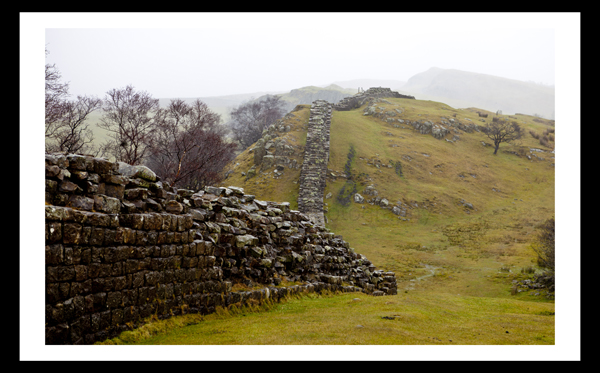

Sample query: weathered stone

[103,184,125,199]
[235,234,258,248]
[353,193,364,203]
[125,188,149,201]
[117,162,157,182]
[67,154,88,170]
[93,195,121,214]
[91,157,116,175]
[165,200,183,214]
[58,180,81,193]
[67,195,95,211]
[261,155,275,171]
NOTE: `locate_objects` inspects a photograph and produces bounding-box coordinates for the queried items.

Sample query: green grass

[99,287,554,346]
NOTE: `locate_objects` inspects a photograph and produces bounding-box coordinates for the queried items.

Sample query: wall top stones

[333,87,415,111]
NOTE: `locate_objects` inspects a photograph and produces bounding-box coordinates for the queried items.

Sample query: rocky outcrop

[246,108,305,177]
[297,100,332,226]
[45,152,396,344]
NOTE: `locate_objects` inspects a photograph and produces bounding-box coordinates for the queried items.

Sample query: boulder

[261,155,275,171]
[353,193,364,203]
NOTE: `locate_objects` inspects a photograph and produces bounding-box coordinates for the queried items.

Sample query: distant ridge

[329,78,406,92]
[401,67,555,119]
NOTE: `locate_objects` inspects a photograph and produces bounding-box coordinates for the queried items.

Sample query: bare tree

[484,118,524,155]
[227,94,286,149]
[98,85,163,165]
[45,48,70,141]
[46,95,102,154]
[145,99,236,189]
[45,48,102,154]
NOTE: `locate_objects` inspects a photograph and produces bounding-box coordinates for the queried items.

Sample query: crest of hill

[401,67,555,119]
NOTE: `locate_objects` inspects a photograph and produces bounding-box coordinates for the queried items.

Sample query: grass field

[95,97,569,355]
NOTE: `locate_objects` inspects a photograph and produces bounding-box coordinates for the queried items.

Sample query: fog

[30,13,571,100]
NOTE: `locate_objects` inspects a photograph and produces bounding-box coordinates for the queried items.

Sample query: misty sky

[27,13,575,100]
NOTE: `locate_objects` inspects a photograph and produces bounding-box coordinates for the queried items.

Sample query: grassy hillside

[222,96,555,286]
[99,96,557,347]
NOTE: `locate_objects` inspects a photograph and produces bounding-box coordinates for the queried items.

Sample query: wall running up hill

[297,89,413,224]
[297,100,332,226]
[44,152,397,345]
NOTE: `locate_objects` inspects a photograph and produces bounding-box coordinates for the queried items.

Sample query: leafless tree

[45,48,102,154]
[227,94,286,149]
[484,118,524,155]
[98,85,164,165]
[45,48,70,141]
[46,95,102,154]
[145,99,236,189]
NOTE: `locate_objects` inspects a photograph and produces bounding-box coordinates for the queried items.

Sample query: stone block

[94,195,121,214]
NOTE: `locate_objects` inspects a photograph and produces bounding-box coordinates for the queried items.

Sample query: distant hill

[276,85,356,112]
[330,78,406,92]
[154,68,555,122]
[400,67,555,119]
[157,85,356,123]
[158,91,285,122]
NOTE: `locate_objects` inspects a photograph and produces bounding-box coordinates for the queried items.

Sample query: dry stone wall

[334,87,415,111]
[297,100,332,226]
[45,152,396,345]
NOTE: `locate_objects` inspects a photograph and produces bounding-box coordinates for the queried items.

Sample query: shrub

[529,130,540,139]
[336,180,358,207]
[533,217,555,273]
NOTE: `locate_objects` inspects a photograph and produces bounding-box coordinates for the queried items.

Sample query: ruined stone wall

[44,152,396,344]
[297,100,332,226]
[334,87,415,111]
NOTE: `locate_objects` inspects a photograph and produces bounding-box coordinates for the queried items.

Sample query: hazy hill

[400,67,555,119]
[276,85,356,112]
[158,91,285,122]
[330,78,407,92]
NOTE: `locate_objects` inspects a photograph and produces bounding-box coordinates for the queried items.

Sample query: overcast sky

[27,13,576,100]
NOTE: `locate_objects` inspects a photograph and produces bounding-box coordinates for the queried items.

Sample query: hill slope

[221,93,555,298]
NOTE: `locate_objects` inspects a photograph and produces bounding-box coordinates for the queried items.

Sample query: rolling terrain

[221,95,556,292]
[103,93,557,347]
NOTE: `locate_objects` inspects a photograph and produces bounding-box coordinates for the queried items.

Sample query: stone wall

[333,87,415,111]
[44,152,396,344]
[297,100,332,226]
